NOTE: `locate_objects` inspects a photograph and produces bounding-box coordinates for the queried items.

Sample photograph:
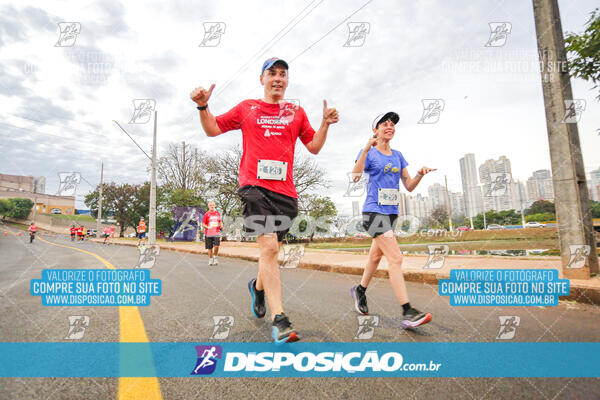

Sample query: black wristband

[197,104,208,111]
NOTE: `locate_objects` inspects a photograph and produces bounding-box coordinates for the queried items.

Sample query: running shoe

[213,257,218,265]
[400,308,432,328]
[208,258,214,266]
[272,313,299,344]
[247,278,266,318]
[350,285,368,315]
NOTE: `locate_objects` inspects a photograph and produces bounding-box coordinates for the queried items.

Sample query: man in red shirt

[190,57,338,344]
[69,225,77,241]
[77,225,84,241]
[28,222,37,243]
[201,202,223,266]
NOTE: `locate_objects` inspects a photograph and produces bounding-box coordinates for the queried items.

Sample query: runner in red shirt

[201,202,223,265]
[77,225,84,241]
[190,57,339,344]
[28,222,37,243]
[69,225,77,241]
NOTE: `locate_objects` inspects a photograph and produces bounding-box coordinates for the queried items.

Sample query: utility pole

[149,111,157,245]
[96,162,104,237]
[533,0,598,278]
[444,175,453,231]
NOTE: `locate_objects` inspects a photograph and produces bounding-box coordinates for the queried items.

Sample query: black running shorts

[205,236,221,249]
[238,185,298,242]
[362,212,398,238]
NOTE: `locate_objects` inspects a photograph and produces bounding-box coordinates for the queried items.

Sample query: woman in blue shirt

[351,111,436,328]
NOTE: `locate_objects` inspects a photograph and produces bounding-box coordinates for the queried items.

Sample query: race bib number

[257,160,287,181]
[209,221,219,228]
[378,188,400,205]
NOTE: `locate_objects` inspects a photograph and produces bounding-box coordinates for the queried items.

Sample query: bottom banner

[1,342,598,378]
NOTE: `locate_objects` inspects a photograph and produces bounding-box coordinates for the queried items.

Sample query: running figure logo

[191,345,222,375]
[355,315,379,339]
[496,316,520,339]
[344,172,369,197]
[344,22,370,47]
[424,245,449,269]
[566,245,590,269]
[281,245,304,269]
[561,100,586,123]
[485,172,511,197]
[57,172,81,196]
[129,99,156,124]
[55,22,81,47]
[418,99,445,124]
[485,22,512,47]
[199,22,226,47]
[65,316,89,340]
[135,245,160,269]
[210,316,234,339]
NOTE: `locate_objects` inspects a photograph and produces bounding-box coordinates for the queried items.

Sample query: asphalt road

[1,228,599,400]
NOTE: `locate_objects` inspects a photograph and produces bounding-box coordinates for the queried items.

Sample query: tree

[0,198,34,220]
[425,206,449,229]
[590,200,600,218]
[297,194,337,240]
[85,182,154,237]
[526,200,555,215]
[472,210,522,229]
[565,8,600,101]
[157,142,207,193]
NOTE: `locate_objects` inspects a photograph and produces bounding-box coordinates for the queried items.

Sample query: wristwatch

[197,104,208,111]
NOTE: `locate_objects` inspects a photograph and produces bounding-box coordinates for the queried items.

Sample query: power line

[213,0,324,99]
[289,0,374,63]
[112,120,152,160]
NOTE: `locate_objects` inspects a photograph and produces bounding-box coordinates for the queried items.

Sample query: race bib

[257,160,287,181]
[378,188,400,205]
[209,221,219,228]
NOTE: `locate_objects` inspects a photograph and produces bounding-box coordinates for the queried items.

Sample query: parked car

[87,229,97,238]
[50,208,62,214]
[487,224,504,230]
[456,226,471,232]
[524,221,545,228]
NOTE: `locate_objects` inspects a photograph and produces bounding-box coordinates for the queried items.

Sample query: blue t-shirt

[356,147,408,215]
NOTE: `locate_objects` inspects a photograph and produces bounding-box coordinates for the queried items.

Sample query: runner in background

[202,201,223,265]
[77,225,84,242]
[350,111,436,329]
[103,225,111,245]
[69,224,77,241]
[136,217,147,246]
[28,222,37,243]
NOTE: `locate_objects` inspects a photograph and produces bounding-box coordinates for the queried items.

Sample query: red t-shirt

[203,211,221,237]
[70,227,77,234]
[29,225,37,232]
[77,227,83,235]
[215,99,315,198]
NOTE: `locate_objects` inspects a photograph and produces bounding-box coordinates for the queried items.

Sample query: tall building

[460,153,483,218]
[590,167,600,202]
[526,169,554,201]
[428,183,447,209]
[479,156,515,212]
[449,191,466,218]
[404,193,432,221]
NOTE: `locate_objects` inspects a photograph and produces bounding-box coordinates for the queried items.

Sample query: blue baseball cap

[261,57,289,74]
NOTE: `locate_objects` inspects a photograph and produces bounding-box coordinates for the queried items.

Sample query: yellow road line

[36,235,163,400]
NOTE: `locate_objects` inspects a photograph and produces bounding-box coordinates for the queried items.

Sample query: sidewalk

[95,237,600,306]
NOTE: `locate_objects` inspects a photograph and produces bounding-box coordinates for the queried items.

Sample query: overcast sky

[1,0,599,214]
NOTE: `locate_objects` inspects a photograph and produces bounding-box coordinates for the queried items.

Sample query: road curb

[93,239,600,306]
